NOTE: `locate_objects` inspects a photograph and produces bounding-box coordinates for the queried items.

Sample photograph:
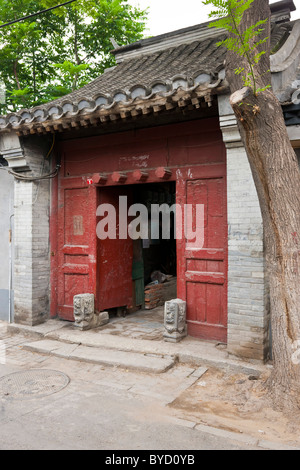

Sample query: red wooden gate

[96,186,134,312]
[176,165,228,342]
[56,178,98,321]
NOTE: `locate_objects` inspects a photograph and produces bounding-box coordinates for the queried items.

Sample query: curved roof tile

[0,22,294,134]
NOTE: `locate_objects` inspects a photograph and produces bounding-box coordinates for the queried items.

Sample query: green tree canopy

[0,0,148,113]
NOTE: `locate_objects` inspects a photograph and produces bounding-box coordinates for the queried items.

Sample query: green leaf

[0,0,148,114]
[202,0,270,95]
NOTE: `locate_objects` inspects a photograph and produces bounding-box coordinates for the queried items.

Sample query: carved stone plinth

[74,294,109,331]
[163,298,187,343]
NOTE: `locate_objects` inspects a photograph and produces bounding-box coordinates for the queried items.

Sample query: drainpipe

[9,213,14,324]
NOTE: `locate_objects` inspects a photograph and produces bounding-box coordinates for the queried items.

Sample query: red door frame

[51,163,227,342]
[50,119,228,341]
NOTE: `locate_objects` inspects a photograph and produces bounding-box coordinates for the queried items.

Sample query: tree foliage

[0,0,148,113]
[203,0,270,94]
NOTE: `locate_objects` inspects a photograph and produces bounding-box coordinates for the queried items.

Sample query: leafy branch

[203,0,271,95]
[0,0,148,114]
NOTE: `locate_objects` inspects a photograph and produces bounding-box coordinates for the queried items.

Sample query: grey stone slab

[190,366,208,379]
[71,346,175,374]
[23,339,175,374]
[8,320,69,337]
[22,339,79,358]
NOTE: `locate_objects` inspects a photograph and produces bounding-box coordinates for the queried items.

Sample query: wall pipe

[9,213,14,324]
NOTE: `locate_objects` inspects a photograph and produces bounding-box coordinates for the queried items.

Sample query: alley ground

[0,313,299,451]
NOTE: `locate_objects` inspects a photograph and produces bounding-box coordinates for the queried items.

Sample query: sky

[128,0,300,37]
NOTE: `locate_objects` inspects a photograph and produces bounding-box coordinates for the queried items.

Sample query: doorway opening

[96,181,177,332]
[132,181,177,311]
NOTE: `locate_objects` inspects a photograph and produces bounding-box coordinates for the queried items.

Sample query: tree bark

[225,0,300,412]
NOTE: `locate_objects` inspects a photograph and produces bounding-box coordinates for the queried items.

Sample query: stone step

[22,339,176,374]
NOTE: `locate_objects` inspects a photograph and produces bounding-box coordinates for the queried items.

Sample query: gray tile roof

[56,36,227,101]
[0,21,293,135]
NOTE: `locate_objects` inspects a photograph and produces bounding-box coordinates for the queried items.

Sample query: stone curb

[195,424,300,450]
[170,418,300,450]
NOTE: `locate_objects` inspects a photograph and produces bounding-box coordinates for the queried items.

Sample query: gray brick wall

[2,134,52,326]
[218,95,270,361]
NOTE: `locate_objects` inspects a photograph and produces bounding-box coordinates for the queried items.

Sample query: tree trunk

[225,0,300,412]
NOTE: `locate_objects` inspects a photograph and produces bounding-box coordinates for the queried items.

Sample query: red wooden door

[56,180,98,321]
[177,165,227,343]
[96,186,134,312]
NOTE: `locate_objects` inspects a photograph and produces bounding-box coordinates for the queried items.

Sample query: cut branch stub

[230,86,251,107]
[229,87,261,124]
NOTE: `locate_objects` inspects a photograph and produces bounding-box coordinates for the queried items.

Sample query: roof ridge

[0,21,295,133]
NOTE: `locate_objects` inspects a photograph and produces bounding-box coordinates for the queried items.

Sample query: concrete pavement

[1,318,299,450]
